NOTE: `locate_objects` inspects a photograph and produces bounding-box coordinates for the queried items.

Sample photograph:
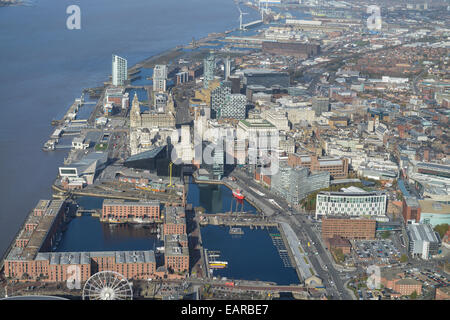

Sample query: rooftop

[407,223,440,243]
[35,250,156,264]
[419,200,450,215]
[103,199,160,207]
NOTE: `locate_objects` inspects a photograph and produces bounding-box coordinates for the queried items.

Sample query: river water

[0,0,260,258]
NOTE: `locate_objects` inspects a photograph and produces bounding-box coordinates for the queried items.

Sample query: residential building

[112,54,127,86]
[153,64,168,92]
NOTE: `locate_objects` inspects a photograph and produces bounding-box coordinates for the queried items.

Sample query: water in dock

[187,180,258,214]
[201,225,299,285]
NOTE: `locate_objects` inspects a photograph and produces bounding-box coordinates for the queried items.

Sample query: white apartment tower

[153,64,168,92]
[112,54,127,86]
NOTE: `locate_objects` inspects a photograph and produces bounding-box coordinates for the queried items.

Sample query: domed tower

[130,92,141,127]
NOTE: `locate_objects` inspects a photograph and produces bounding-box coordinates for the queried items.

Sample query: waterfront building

[3,198,160,282]
[112,54,127,86]
[315,188,387,220]
[288,153,349,179]
[58,152,108,185]
[407,223,440,260]
[164,234,188,248]
[312,96,330,116]
[153,64,168,92]
[102,199,161,221]
[163,206,186,235]
[271,163,330,205]
[130,92,175,129]
[6,250,156,283]
[105,87,129,109]
[164,244,189,273]
[203,51,215,89]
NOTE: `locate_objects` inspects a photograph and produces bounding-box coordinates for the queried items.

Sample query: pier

[198,213,278,228]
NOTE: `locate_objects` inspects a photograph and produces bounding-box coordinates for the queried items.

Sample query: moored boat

[232,189,244,200]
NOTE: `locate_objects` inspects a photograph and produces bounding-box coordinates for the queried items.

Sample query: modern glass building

[271,163,330,205]
[112,54,127,86]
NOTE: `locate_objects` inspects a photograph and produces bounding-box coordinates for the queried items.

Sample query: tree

[433,224,449,239]
[381,231,391,239]
[400,254,408,263]
[410,290,418,300]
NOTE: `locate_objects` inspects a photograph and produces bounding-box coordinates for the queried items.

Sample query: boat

[232,189,244,200]
[108,219,123,224]
[209,261,228,269]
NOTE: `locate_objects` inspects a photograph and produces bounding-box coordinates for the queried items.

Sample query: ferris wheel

[82,271,133,300]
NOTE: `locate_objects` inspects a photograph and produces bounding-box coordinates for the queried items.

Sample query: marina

[200,225,299,285]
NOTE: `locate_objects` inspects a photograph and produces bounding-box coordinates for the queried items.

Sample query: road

[231,167,354,300]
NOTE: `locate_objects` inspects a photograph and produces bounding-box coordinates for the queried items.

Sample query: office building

[271,163,330,204]
[288,154,349,179]
[112,54,127,86]
[402,197,421,223]
[312,97,330,116]
[316,188,387,220]
[229,75,241,94]
[322,218,376,240]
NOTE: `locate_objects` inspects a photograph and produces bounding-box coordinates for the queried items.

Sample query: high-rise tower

[203,51,215,89]
[112,54,127,86]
